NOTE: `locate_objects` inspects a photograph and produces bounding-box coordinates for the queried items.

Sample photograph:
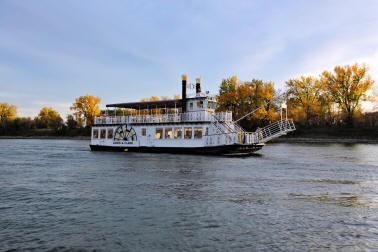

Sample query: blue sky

[1,0,377,118]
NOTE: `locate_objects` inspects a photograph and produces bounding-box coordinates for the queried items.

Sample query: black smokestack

[195,77,201,95]
[181,74,187,113]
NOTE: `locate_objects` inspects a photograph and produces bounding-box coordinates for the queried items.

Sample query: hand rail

[241,119,295,144]
[94,111,233,125]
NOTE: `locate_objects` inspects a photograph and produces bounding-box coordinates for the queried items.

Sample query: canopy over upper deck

[106,96,211,109]
[106,99,183,109]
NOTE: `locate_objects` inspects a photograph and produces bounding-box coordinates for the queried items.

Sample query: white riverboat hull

[90,143,264,156]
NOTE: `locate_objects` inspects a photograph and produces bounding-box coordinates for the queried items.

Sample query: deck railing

[94,111,233,125]
[241,119,296,144]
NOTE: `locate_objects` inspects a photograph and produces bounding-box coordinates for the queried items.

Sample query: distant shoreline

[0,135,377,144]
[272,137,378,144]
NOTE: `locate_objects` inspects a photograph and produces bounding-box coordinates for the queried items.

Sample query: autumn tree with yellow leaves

[321,63,374,126]
[247,79,277,124]
[217,76,238,115]
[285,63,375,127]
[0,103,17,122]
[286,76,324,126]
[70,95,101,127]
[141,96,160,102]
[217,76,278,129]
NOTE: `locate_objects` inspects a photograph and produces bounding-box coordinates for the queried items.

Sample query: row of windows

[93,127,204,140]
[93,128,113,139]
[153,127,202,140]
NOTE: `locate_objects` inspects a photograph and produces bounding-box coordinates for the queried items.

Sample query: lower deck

[90,143,263,156]
[90,119,295,155]
[90,122,246,148]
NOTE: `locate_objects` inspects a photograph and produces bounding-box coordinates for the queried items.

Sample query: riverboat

[90,75,295,155]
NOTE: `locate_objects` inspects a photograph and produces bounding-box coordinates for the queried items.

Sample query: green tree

[11,117,35,132]
[66,114,79,129]
[35,107,63,130]
[70,95,101,127]
[321,63,374,126]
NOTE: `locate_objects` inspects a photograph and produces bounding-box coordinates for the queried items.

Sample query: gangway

[255,119,295,143]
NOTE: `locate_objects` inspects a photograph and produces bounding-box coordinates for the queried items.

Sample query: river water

[0,139,377,251]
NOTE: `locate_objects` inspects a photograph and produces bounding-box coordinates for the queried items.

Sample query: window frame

[155,128,163,139]
[92,129,99,139]
[165,127,173,139]
[197,100,203,109]
[184,127,192,139]
[107,128,114,139]
[174,127,182,139]
[194,127,203,139]
[141,128,147,136]
[100,129,106,139]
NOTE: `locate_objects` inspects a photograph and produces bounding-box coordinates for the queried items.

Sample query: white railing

[212,111,233,122]
[241,132,259,144]
[237,119,296,144]
[205,133,238,146]
[94,111,233,125]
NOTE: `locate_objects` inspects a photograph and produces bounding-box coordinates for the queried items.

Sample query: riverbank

[1,125,377,144]
[1,135,377,144]
[272,137,378,144]
[272,126,378,144]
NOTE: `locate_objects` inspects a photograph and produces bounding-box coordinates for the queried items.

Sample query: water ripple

[0,140,378,251]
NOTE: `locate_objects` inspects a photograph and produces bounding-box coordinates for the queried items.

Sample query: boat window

[197,101,203,109]
[165,128,173,139]
[107,128,113,139]
[189,102,193,111]
[92,129,99,139]
[205,127,209,136]
[194,127,203,139]
[174,127,182,139]
[208,101,217,109]
[100,129,106,139]
[141,128,146,136]
[184,127,192,139]
[155,128,163,139]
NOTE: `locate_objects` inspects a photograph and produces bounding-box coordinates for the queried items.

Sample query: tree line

[0,95,101,136]
[217,63,377,130]
[1,62,377,137]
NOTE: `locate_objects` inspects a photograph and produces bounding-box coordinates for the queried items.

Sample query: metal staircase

[255,119,296,143]
[211,114,236,134]
[210,112,295,145]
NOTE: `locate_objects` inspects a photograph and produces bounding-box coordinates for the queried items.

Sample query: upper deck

[96,75,226,125]
[94,111,233,125]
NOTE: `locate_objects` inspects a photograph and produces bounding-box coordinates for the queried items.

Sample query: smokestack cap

[182,74,187,81]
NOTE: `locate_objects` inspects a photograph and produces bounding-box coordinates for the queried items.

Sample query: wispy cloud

[281,19,378,83]
[1,0,378,117]
[16,100,72,119]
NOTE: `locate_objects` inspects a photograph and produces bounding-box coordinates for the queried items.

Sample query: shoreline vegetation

[1,136,376,144]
